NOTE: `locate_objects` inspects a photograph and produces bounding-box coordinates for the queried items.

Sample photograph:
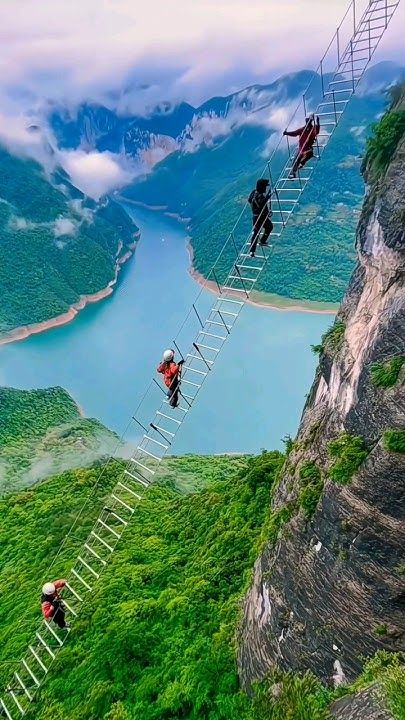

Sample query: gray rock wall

[238,99,405,693]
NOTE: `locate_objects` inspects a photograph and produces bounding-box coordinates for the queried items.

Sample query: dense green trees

[0,147,138,334]
[0,387,403,718]
[0,387,118,494]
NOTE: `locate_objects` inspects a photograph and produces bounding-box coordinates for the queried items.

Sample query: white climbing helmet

[163,349,174,362]
[42,582,56,595]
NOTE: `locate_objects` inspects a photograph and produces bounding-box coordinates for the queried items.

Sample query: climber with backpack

[248,178,273,257]
[41,580,70,630]
[157,349,184,408]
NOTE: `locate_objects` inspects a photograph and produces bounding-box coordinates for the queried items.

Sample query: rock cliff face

[239,93,405,694]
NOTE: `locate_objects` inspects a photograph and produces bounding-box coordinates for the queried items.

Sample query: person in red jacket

[157,349,184,408]
[41,580,69,629]
[283,114,320,178]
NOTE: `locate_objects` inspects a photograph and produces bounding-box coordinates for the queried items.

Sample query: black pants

[167,377,180,408]
[250,215,273,255]
[292,147,314,175]
[53,604,67,629]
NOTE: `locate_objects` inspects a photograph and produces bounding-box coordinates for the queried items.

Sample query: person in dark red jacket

[157,349,184,408]
[283,114,320,178]
[41,580,69,629]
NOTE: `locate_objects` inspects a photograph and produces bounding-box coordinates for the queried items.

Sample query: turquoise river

[0,206,332,454]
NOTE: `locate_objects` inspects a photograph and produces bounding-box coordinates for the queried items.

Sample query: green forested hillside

[123,95,385,304]
[0,450,403,720]
[0,386,118,494]
[0,147,138,335]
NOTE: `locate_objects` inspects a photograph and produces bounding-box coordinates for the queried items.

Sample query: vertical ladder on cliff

[0,0,400,717]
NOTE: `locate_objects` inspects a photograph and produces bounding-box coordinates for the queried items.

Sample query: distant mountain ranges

[49,61,404,170]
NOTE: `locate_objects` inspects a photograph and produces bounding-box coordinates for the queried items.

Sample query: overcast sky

[0,0,404,112]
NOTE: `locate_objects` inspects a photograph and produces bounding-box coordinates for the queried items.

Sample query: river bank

[186,242,337,315]
[119,197,337,315]
[0,204,330,454]
[0,238,139,347]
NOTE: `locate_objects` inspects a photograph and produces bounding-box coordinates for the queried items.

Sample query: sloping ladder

[0,0,400,716]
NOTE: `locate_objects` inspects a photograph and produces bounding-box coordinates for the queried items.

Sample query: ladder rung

[111,494,134,515]
[318,99,349,106]
[183,366,207,375]
[275,189,301,193]
[130,457,155,475]
[195,343,220,352]
[317,110,343,116]
[180,392,194,400]
[65,581,83,602]
[328,76,361,85]
[339,56,369,65]
[186,352,215,362]
[155,411,181,424]
[71,568,93,591]
[357,23,389,32]
[362,12,393,22]
[78,555,101,578]
[8,691,24,716]
[181,379,201,388]
[142,435,169,450]
[170,404,189,413]
[43,619,64,646]
[150,421,176,437]
[28,646,47,674]
[137,445,161,461]
[198,331,227,340]
[84,542,108,564]
[125,468,150,485]
[106,508,128,526]
[203,319,232,328]
[61,597,77,617]
[97,519,121,539]
[228,275,256,283]
[0,699,13,720]
[211,308,238,316]
[280,176,311,182]
[216,297,243,305]
[117,480,142,499]
[352,34,382,43]
[221,286,247,293]
[14,672,32,701]
[236,264,261,271]
[35,633,55,659]
[90,531,114,553]
[21,660,40,688]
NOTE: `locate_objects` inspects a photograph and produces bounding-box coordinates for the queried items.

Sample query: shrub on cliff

[327,432,368,484]
[364,87,405,177]
[384,429,405,454]
[371,356,405,388]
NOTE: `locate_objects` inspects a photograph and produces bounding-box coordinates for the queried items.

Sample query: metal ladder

[0,0,400,716]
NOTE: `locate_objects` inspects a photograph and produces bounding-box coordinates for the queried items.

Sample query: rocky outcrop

[331,685,392,720]
[239,94,405,693]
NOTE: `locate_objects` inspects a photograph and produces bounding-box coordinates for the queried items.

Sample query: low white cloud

[1,0,403,115]
[54,216,77,237]
[350,125,366,137]
[58,150,135,200]
[68,199,94,222]
[9,216,33,230]
[0,111,42,156]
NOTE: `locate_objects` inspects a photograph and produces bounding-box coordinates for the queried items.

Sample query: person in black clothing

[248,178,273,257]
